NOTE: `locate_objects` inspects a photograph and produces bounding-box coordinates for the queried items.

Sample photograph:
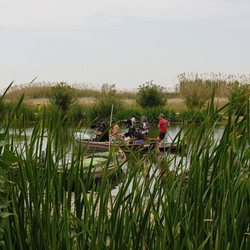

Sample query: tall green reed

[1,91,249,249]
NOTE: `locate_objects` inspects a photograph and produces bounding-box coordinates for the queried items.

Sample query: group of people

[94,113,170,145]
[121,116,149,145]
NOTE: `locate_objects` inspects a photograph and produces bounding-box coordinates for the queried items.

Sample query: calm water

[8,124,225,195]
[9,124,225,160]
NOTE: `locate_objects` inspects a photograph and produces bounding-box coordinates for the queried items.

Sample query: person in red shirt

[157,113,170,144]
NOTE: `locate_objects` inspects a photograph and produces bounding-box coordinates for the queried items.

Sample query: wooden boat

[76,150,127,179]
[76,138,185,154]
[11,149,126,180]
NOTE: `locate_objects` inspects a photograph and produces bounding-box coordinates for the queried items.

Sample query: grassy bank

[2,80,249,132]
[3,95,229,126]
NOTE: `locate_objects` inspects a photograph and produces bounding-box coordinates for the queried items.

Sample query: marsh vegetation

[0,79,250,249]
[0,78,249,248]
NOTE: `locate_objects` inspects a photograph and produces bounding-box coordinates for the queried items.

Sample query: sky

[0,0,250,91]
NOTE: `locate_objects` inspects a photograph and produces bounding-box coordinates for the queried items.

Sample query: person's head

[126,119,132,127]
[131,117,136,127]
[141,116,147,122]
[100,121,106,127]
[159,113,164,119]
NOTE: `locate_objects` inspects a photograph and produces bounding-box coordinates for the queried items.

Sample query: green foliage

[113,105,141,122]
[0,102,36,124]
[2,100,250,248]
[136,81,166,108]
[69,104,88,123]
[0,165,9,247]
[50,82,76,112]
[140,107,172,123]
[111,106,175,124]
[177,110,207,123]
[89,84,122,122]
[0,83,22,247]
[0,90,250,248]
[228,83,250,115]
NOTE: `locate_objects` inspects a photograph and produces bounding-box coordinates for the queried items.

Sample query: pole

[109,104,114,149]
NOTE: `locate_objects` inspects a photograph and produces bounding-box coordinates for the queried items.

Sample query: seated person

[124,118,136,138]
[110,124,120,141]
[95,122,109,142]
[133,128,145,145]
[141,116,149,137]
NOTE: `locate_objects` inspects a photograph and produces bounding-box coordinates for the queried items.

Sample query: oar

[109,104,114,150]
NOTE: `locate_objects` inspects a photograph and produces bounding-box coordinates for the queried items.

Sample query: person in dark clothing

[124,117,136,138]
[95,122,109,141]
[133,128,145,145]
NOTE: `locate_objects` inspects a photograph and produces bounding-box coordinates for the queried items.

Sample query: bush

[69,104,88,124]
[50,82,76,112]
[88,84,122,123]
[136,81,166,108]
[113,105,141,122]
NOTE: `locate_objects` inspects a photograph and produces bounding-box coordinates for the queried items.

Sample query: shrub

[136,81,166,108]
[88,84,122,123]
[50,82,76,112]
[113,105,141,122]
[69,104,88,123]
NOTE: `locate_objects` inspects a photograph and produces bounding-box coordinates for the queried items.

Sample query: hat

[159,113,164,118]
[131,117,136,123]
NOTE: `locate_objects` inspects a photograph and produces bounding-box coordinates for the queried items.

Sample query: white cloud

[0,0,249,29]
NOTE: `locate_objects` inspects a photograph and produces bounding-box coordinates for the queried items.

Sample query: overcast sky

[0,0,250,91]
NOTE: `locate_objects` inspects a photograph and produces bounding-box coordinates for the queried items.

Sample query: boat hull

[76,139,185,154]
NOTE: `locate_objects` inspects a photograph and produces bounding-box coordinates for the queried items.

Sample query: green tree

[136,81,166,108]
[50,82,76,112]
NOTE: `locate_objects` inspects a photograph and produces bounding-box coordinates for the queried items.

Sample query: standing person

[157,113,170,145]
